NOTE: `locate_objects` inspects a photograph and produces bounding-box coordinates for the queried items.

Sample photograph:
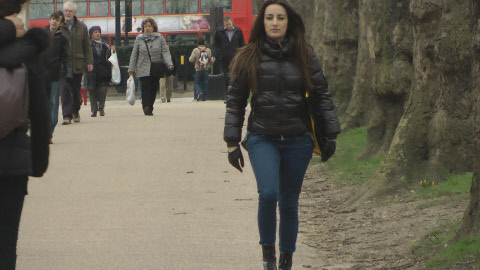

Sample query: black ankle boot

[262,246,277,270]
[278,251,292,270]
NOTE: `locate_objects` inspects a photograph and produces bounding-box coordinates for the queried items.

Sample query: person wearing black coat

[223,1,340,269]
[0,2,50,268]
[45,11,73,143]
[85,26,112,117]
[213,16,245,90]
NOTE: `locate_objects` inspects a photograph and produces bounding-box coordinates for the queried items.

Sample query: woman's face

[264,4,288,43]
[143,22,153,34]
[91,30,101,41]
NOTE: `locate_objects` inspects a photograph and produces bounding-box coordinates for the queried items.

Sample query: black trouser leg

[89,83,99,113]
[60,74,73,119]
[221,60,231,93]
[0,175,28,270]
[71,73,83,115]
[139,76,159,110]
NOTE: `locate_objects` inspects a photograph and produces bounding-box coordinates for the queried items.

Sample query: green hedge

[115,44,200,80]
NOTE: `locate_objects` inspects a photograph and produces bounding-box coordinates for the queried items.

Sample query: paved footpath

[17,98,324,270]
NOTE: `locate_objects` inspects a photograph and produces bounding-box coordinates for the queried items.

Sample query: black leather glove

[320,138,336,162]
[228,147,244,172]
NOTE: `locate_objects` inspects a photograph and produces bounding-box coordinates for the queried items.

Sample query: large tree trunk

[351,0,475,204]
[458,1,480,237]
[341,0,376,130]
[361,0,413,158]
[312,0,359,115]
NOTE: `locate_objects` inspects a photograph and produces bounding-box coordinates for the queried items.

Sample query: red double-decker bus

[29,0,255,45]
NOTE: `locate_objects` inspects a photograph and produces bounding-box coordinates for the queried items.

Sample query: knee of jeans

[278,197,299,212]
[258,190,278,205]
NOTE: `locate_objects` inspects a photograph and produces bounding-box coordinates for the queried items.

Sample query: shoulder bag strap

[144,40,152,61]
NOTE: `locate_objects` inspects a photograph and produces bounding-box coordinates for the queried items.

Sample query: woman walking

[128,18,173,115]
[223,1,340,269]
[0,1,50,268]
[85,25,113,117]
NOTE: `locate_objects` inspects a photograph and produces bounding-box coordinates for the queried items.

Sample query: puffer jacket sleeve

[25,29,50,177]
[309,50,341,139]
[224,72,250,147]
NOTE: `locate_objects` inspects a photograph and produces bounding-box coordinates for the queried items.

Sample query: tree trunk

[351,0,475,204]
[361,0,413,158]
[312,0,359,115]
[341,0,376,130]
[458,1,480,237]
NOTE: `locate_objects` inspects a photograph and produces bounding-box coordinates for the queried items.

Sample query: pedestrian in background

[44,11,72,143]
[159,45,176,103]
[60,1,93,124]
[0,1,50,268]
[223,0,341,269]
[128,17,173,116]
[189,37,214,101]
[214,16,245,90]
[85,25,113,117]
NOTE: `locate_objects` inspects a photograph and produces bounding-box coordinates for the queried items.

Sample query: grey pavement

[17,98,323,270]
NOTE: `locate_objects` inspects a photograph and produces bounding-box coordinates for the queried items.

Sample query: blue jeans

[194,70,209,100]
[246,132,313,253]
[47,81,61,137]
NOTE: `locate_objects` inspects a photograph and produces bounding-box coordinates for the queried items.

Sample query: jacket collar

[262,38,290,59]
[138,32,162,41]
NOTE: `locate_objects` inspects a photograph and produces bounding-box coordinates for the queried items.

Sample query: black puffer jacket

[0,24,50,177]
[224,38,341,147]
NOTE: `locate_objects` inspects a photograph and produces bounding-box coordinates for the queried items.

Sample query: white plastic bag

[126,76,135,106]
[108,51,121,85]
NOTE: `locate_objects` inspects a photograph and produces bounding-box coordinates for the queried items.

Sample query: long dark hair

[0,0,27,18]
[229,0,313,94]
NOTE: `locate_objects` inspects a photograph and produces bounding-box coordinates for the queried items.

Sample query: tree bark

[351,0,475,204]
[312,0,359,115]
[361,0,413,158]
[458,0,480,237]
[341,0,376,130]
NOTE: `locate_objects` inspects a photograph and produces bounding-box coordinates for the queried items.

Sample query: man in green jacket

[60,1,93,124]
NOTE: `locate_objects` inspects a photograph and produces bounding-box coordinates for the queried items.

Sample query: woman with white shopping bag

[85,25,113,117]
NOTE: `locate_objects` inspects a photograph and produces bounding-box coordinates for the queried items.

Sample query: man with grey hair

[60,1,93,124]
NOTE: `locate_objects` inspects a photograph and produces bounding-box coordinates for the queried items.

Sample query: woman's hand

[168,65,174,70]
[228,146,244,172]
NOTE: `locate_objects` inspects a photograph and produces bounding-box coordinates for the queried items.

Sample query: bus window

[30,0,55,19]
[166,33,199,45]
[166,0,198,14]
[144,0,164,15]
[90,0,108,17]
[110,0,141,16]
[57,0,87,18]
[201,0,232,13]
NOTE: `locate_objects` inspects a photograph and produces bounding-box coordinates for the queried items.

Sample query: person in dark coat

[0,1,50,268]
[45,11,73,143]
[213,16,245,90]
[223,1,340,269]
[85,25,112,117]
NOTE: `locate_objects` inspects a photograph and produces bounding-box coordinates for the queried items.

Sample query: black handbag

[144,40,164,79]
